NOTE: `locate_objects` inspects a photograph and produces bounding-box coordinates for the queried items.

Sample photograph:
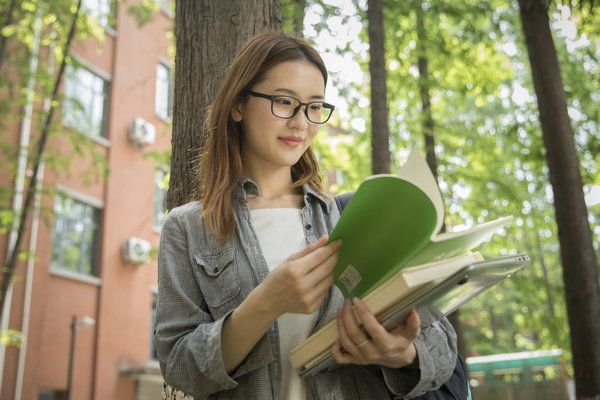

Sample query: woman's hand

[258,235,342,318]
[222,235,340,373]
[331,297,421,369]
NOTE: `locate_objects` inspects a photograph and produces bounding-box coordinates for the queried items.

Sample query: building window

[63,65,110,138]
[51,194,100,276]
[38,389,66,400]
[154,167,168,228]
[155,63,173,121]
[154,0,174,17]
[335,169,346,187]
[149,292,158,361]
[83,0,115,28]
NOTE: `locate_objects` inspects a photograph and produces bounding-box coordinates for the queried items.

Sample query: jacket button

[213,267,219,273]
[305,224,312,230]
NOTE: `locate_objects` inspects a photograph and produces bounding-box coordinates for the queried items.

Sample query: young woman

[154,31,457,399]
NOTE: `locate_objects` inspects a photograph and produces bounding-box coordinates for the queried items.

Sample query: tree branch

[0,0,19,71]
[0,0,83,320]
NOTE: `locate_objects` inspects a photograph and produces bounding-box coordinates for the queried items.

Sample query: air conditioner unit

[128,117,156,147]
[122,237,152,265]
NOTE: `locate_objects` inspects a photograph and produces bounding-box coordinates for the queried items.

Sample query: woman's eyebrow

[273,88,324,100]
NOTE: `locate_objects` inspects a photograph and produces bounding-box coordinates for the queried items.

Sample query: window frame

[155,62,173,122]
[50,186,103,279]
[154,0,174,18]
[38,389,66,400]
[62,60,111,142]
[153,166,169,230]
[82,0,117,31]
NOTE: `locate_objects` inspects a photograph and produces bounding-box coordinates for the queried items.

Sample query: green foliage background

[1,0,598,375]
[295,0,600,368]
[0,0,112,237]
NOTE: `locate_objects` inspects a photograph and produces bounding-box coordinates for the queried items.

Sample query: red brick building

[0,1,173,398]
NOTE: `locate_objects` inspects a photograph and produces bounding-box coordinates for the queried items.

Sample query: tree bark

[518,1,600,398]
[168,0,282,209]
[0,0,18,71]
[416,2,437,180]
[537,233,556,318]
[293,0,306,36]
[367,0,391,175]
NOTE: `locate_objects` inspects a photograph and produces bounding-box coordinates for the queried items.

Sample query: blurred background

[0,0,598,399]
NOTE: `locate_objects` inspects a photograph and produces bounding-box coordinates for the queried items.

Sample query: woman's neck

[244,167,303,209]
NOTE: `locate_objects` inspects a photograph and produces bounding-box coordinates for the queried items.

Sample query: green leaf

[1,25,17,38]
[21,1,36,12]
[0,330,25,347]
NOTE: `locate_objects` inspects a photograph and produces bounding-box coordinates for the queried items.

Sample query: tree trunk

[537,233,556,318]
[488,306,497,343]
[0,0,18,71]
[293,0,306,36]
[367,0,391,175]
[416,2,437,179]
[416,0,468,357]
[517,1,600,398]
[168,0,282,209]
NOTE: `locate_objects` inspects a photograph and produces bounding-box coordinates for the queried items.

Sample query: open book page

[396,148,445,236]
[329,146,512,298]
[405,216,513,267]
[401,251,484,286]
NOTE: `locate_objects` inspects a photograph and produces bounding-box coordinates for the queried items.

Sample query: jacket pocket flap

[193,247,235,277]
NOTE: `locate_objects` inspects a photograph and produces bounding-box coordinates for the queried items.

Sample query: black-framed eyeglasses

[246,90,335,124]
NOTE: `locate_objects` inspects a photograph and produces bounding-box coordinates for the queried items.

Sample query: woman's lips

[279,136,303,148]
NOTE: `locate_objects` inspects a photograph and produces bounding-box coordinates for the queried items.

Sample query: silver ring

[356,339,369,348]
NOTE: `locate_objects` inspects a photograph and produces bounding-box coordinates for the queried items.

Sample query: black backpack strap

[334,191,356,214]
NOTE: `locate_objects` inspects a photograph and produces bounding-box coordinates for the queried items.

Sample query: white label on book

[339,264,361,293]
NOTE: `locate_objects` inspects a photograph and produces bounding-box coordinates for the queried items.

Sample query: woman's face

[232,60,325,176]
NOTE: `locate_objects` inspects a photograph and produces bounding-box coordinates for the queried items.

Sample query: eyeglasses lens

[271,96,332,124]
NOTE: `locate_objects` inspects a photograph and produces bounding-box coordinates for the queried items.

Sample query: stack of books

[290,149,529,377]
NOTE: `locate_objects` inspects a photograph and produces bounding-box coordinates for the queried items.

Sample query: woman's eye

[309,103,323,111]
[275,98,293,106]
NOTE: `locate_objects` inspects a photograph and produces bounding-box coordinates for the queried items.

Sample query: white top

[250,208,319,400]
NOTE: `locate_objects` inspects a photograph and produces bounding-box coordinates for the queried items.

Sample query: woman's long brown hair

[192,31,329,243]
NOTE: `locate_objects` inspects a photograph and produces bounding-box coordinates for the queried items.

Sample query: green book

[329,148,513,299]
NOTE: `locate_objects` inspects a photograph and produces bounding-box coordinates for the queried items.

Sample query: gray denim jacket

[154,178,457,399]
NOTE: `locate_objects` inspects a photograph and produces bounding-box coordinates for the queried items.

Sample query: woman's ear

[231,101,243,122]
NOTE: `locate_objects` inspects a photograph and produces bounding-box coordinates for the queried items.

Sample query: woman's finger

[340,299,368,344]
[390,309,421,341]
[333,309,364,364]
[286,235,329,261]
[351,297,389,344]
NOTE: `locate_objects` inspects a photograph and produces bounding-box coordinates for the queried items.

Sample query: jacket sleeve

[381,314,458,398]
[153,208,273,397]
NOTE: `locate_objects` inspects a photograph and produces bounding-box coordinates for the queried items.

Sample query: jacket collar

[234,177,331,213]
